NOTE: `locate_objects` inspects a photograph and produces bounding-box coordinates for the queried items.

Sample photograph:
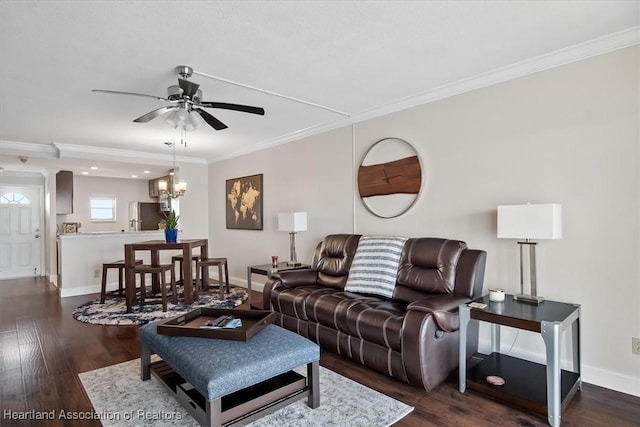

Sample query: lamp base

[513,294,545,304]
[286,261,302,267]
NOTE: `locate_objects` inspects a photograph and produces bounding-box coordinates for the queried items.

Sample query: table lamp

[278,212,307,266]
[497,203,562,304]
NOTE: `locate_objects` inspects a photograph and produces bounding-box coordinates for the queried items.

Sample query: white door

[0,186,44,279]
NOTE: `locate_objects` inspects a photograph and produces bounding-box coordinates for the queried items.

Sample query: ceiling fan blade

[193,108,228,130]
[133,106,178,123]
[91,89,168,102]
[178,79,200,99]
[199,102,265,115]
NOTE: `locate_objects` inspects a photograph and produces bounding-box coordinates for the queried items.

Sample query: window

[0,192,30,205]
[90,196,116,222]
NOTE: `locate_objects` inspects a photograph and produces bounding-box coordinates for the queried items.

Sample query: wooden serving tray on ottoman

[156,308,276,341]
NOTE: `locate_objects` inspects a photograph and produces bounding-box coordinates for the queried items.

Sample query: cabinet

[458,295,581,427]
[56,170,73,214]
[148,178,160,198]
[149,175,171,198]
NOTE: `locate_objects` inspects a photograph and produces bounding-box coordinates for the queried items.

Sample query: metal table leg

[541,320,561,427]
[458,304,470,393]
[491,323,501,353]
[246,267,252,307]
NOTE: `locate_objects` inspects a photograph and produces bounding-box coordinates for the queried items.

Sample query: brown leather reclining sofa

[263,234,487,391]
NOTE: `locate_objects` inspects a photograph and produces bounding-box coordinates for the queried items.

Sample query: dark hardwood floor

[1,277,639,426]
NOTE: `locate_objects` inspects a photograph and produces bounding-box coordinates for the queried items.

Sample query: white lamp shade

[278,212,307,232]
[497,203,562,240]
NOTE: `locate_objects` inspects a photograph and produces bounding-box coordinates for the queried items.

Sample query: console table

[458,295,581,427]
[246,262,311,308]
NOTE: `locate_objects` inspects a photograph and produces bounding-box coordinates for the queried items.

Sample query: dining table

[123,238,208,313]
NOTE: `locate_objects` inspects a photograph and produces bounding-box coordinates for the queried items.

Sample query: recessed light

[82,171,89,175]
[143,170,150,174]
[90,166,98,170]
[131,175,137,178]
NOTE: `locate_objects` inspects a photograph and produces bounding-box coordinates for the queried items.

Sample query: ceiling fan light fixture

[187,110,205,130]
[165,106,190,129]
[176,108,189,126]
[165,109,180,128]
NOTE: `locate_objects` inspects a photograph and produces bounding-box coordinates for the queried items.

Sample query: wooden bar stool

[133,264,177,312]
[171,254,201,283]
[195,258,229,299]
[100,259,142,303]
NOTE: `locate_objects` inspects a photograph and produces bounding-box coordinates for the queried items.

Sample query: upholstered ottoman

[139,322,320,427]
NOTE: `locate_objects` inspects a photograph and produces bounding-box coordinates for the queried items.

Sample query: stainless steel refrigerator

[129,202,165,231]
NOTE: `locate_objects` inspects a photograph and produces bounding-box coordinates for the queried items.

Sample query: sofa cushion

[342,299,406,351]
[304,291,375,326]
[344,236,408,298]
[303,290,405,352]
[270,285,321,321]
[315,234,361,289]
[397,238,467,294]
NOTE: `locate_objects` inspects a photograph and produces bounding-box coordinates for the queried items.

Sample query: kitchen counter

[57,230,166,297]
[58,230,167,239]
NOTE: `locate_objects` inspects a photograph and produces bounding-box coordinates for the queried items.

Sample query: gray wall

[207,46,639,395]
[208,126,355,269]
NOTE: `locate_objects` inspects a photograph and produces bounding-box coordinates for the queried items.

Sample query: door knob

[35,234,40,239]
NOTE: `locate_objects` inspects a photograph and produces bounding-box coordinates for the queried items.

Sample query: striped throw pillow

[344,236,408,298]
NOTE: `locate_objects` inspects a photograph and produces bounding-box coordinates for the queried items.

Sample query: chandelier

[158,141,187,198]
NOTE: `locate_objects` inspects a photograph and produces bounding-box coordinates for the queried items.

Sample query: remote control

[468,302,487,309]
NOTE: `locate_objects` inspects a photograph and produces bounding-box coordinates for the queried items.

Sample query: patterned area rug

[79,357,413,427]
[72,288,248,325]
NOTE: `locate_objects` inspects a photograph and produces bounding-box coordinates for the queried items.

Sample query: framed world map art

[225,173,263,230]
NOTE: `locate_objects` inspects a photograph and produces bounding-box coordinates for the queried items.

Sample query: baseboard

[230,275,265,293]
[583,364,640,397]
[60,285,102,298]
[60,277,261,299]
[59,283,112,298]
[48,274,58,287]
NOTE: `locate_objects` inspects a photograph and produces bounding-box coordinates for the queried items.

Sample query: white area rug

[79,357,413,427]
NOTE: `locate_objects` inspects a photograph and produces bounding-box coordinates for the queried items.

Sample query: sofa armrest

[262,269,318,310]
[407,294,471,332]
[278,269,318,288]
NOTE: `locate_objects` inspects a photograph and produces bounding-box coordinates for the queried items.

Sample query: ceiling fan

[92,65,265,131]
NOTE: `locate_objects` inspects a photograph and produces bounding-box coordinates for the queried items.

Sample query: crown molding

[0,140,59,157]
[52,143,207,165]
[351,26,640,124]
[206,26,639,164]
[207,116,353,164]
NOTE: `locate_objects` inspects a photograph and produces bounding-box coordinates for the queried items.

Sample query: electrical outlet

[94,269,101,278]
[633,337,640,356]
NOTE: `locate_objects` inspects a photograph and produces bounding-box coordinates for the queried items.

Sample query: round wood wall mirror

[357,137,422,218]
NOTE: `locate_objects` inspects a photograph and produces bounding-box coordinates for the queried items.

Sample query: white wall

[207,126,355,281]
[207,46,639,396]
[354,46,639,396]
[173,161,209,240]
[57,175,155,233]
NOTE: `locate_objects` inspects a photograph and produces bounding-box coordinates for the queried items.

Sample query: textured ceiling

[0,1,638,178]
